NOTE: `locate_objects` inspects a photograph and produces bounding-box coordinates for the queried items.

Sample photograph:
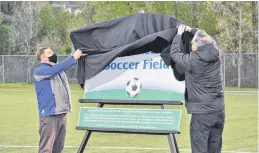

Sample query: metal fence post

[26,66,29,84]
[2,56,4,83]
[223,54,226,87]
[26,56,29,84]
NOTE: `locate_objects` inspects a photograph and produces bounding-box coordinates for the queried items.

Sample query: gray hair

[191,30,214,47]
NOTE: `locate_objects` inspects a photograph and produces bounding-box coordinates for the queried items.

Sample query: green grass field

[0,84,258,153]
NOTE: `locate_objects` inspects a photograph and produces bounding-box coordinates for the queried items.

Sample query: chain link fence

[0,55,78,83]
[0,53,258,88]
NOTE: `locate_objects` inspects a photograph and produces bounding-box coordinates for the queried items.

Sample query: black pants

[190,109,225,153]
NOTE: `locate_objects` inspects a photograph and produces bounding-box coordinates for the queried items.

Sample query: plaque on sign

[77,108,181,134]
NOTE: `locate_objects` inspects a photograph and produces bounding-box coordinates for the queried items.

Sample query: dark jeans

[38,114,67,153]
[190,109,225,153]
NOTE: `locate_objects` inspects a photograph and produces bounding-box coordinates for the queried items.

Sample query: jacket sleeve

[170,34,202,73]
[34,57,76,81]
[170,34,191,71]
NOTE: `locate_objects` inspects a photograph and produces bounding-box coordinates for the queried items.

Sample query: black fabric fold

[70,13,194,88]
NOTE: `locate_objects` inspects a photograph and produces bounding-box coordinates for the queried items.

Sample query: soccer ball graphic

[126,78,142,97]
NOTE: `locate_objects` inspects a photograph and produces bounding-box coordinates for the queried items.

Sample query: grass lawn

[0,84,257,153]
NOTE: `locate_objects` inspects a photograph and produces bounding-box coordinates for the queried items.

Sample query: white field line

[225,91,258,93]
[0,145,256,153]
[225,93,258,96]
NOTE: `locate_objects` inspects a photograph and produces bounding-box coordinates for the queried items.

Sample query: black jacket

[70,13,194,87]
[170,34,225,114]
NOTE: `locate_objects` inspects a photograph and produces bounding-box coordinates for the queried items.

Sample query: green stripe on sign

[85,89,184,101]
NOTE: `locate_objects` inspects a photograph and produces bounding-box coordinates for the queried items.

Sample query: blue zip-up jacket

[33,57,76,117]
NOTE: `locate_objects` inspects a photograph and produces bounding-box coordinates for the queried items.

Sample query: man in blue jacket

[170,25,225,153]
[34,47,84,153]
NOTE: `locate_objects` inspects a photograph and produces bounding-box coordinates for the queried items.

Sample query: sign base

[76,103,180,153]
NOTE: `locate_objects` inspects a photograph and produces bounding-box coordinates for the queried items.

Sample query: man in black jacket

[170,25,225,153]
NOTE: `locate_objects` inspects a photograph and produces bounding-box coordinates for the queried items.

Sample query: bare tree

[251,1,258,53]
[8,2,41,83]
[174,2,178,18]
[145,1,154,12]
[191,2,198,27]
[212,2,254,88]
[35,31,63,54]
[237,1,243,88]
[9,2,41,55]
[78,1,96,26]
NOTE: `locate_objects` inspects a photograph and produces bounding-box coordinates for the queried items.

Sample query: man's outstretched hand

[177,25,186,35]
[184,26,192,32]
[177,25,192,35]
[73,49,86,60]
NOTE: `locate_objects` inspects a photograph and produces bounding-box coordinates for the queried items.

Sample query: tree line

[0,1,257,55]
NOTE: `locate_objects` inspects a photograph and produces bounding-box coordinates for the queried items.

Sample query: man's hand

[73,49,86,60]
[177,25,186,35]
[184,26,192,32]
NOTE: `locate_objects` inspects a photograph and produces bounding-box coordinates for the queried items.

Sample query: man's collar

[39,62,52,66]
[197,43,214,52]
